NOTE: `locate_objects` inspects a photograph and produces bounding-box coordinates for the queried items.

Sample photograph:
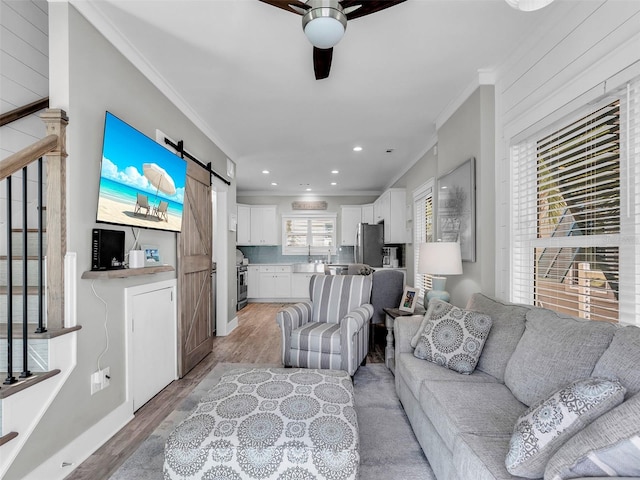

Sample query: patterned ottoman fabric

[163,367,360,480]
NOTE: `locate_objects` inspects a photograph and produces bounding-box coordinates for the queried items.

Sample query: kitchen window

[282,213,337,256]
[510,77,640,323]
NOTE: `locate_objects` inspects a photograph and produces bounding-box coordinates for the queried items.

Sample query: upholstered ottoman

[163,367,360,479]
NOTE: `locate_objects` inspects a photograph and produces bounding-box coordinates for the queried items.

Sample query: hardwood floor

[65,302,385,479]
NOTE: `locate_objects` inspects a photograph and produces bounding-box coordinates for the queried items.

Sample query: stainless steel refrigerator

[355,223,384,267]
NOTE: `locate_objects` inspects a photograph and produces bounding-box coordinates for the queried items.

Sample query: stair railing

[0,109,67,386]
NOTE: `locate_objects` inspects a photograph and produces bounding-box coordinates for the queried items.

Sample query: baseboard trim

[23,401,133,480]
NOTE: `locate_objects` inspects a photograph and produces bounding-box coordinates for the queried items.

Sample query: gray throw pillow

[505,377,626,479]
[413,299,492,375]
[545,391,640,480]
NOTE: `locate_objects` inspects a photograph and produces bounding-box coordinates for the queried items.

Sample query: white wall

[5,3,236,478]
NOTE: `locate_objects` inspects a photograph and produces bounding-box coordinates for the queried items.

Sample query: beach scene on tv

[96,113,187,232]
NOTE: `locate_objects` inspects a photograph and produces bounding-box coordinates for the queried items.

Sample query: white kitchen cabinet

[361,204,374,224]
[374,189,406,244]
[257,265,291,298]
[291,272,314,299]
[237,204,251,245]
[248,265,260,298]
[236,205,278,245]
[251,206,278,245]
[340,206,362,246]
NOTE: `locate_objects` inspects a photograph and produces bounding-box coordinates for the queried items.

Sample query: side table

[383,306,425,374]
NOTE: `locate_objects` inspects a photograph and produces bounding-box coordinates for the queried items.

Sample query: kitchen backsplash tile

[238,246,354,265]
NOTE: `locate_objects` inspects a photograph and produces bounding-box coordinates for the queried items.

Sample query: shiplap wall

[0,0,49,236]
[494,0,640,302]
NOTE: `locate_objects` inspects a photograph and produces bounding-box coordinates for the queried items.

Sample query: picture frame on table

[399,286,419,313]
[142,245,161,266]
[437,157,476,262]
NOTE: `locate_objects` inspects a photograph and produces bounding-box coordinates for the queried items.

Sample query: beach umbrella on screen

[143,163,176,199]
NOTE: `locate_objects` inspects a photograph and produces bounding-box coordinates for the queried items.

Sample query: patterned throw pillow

[505,377,626,479]
[413,299,492,374]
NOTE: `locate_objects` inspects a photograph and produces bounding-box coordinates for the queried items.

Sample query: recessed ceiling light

[331,182,337,186]
[331,170,339,174]
[306,188,312,191]
[271,182,278,186]
[262,170,270,174]
[353,146,363,152]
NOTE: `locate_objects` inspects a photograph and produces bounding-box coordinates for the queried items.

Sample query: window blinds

[511,77,640,323]
[283,215,337,254]
[413,181,434,304]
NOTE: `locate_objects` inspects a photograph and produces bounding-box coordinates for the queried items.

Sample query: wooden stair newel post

[40,109,68,330]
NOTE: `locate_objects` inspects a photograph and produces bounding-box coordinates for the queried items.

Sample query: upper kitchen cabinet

[236,204,278,245]
[237,204,251,245]
[374,189,406,244]
[361,204,374,224]
[340,206,362,246]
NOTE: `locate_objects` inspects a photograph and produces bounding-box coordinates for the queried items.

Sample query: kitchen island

[246,263,406,303]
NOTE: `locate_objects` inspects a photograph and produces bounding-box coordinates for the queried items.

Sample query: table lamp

[418,242,463,308]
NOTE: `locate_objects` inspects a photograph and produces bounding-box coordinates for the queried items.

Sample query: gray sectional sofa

[394,293,640,480]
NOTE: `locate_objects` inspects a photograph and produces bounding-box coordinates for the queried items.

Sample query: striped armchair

[276,274,374,376]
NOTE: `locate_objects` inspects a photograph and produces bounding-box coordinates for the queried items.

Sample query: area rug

[109,362,434,480]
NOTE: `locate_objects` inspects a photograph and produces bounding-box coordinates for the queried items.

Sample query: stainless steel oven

[237,265,248,310]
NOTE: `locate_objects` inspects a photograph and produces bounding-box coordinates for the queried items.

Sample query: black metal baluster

[20,167,31,379]
[35,158,45,334]
[4,176,16,385]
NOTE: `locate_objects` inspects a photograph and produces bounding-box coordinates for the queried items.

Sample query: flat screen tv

[96,112,188,233]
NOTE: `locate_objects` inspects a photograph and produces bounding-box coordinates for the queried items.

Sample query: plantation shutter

[511,77,640,323]
[413,180,434,304]
[283,214,337,254]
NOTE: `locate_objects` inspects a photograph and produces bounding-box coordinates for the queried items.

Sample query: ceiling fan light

[505,0,554,11]
[302,2,347,49]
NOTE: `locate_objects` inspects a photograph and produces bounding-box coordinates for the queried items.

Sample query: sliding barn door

[177,163,212,377]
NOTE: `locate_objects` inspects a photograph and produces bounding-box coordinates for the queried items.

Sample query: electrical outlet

[90,367,111,395]
[102,367,110,389]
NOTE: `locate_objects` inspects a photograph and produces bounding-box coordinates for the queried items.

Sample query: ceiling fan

[258,0,406,80]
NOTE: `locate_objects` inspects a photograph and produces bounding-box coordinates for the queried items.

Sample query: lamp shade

[418,242,463,276]
[505,0,554,11]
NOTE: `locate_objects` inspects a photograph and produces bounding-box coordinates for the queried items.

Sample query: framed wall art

[437,157,476,262]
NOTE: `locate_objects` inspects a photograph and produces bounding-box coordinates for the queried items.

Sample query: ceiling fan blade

[340,0,406,20]
[257,0,310,16]
[313,47,333,80]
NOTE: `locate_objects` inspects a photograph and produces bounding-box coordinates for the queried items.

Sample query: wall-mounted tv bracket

[164,137,231,186]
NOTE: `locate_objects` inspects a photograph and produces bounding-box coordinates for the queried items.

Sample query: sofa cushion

[395,352,498,401]
[414,299,493,374]
[454,433,520,480]
[420,380,527,453]
[504,308,615,406]
[545,391,640,480]
[465,293,528,382]
[592,325,640,399]
[505,378,625,479]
